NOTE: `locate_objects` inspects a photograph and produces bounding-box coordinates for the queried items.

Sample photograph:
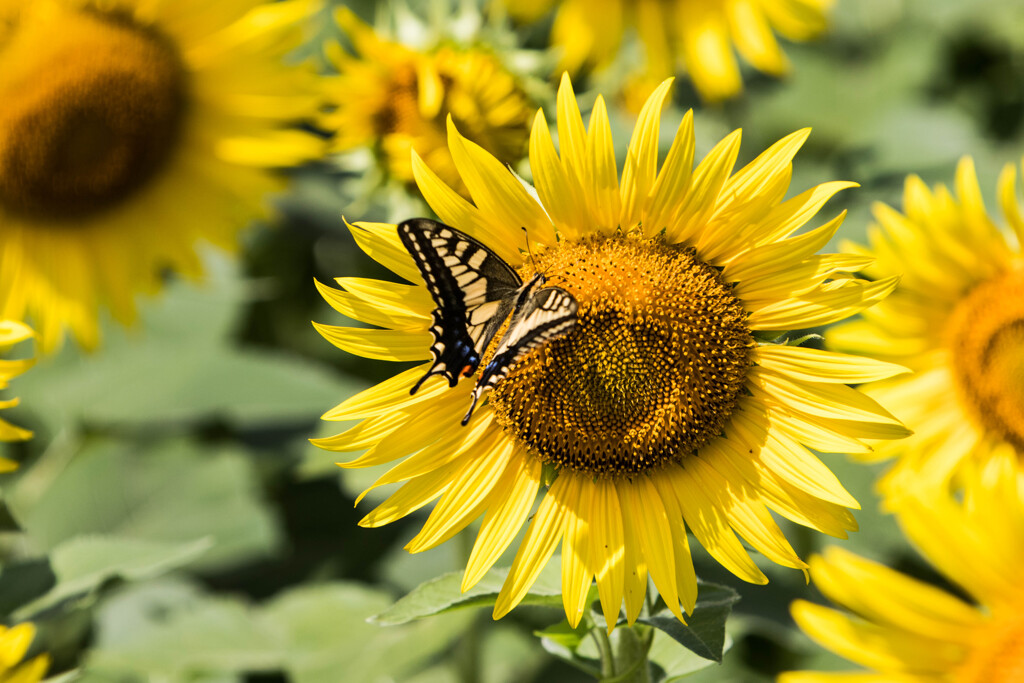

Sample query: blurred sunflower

[830,157,1024,498]
[0,319,33,450]
[0,622,49,682]
[322,8,535,195]
[782,452,1024,683]
[0,0,324,353]
[502,0,833,103]
[314,76,907,629]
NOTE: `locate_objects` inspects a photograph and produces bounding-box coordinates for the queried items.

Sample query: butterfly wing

[462,281,578,424]
[398,218,523,394]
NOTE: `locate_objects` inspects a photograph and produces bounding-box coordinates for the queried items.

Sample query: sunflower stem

[455,532,482,683]
[455,612,483,683]
[592,627,615,678]
[595,623,652,683]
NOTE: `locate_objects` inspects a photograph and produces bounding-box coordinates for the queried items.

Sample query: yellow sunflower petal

[810,548,983,642]
[620,78,674,231]
[748,367,902,426]
[315,279,429,330]
[618,485,650,624]
[749,181,859,247]
[649,469,698,615]
[353,408,493,492]
[723,212,845,283]
[313,324,432,362]
[730,404,860,508]
[723,128,809,204]
[530,109,585,241]
[702,438,857,538]
[0,624,35,668]
[677,1,742,102]
[560,473,592,628]
[494,474,573,619]
[358,462,461,528]
[754,345,909,385]
[747,277,899,330]
[790,601,967,675]
[666,466,767,584]
[590,477,627,631]
[688,457,806,571]
[405,429,513,553]
[644,110,695,237]
[446,117,554,249]
[555,73,590,199]
[347,220,423,285]
[996,162,1024,247]
[727,0,788,75]
[411,150,527,265]
[463,446,542,591]
[321,363,449,421]
[619,475,683,621]
[667,129,742,245]
[584,95,622,233]
[310,412,406,452]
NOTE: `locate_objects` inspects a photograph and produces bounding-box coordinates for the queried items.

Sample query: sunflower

[322,8,535,195]
[501,0,833,103]
[829,157,1024,499]
[782,452,1024,683]
[0,622,49,683]
[313,76,907,629]
[0,0,324,353]
[0,319,33,450]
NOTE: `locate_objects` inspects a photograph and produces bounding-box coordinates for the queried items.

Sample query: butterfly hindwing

[462,281,578,424]
[398,218,522,393]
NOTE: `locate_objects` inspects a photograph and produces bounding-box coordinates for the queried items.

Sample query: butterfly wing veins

[397,218,578,425]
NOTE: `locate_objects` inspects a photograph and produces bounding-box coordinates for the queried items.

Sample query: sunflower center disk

[947,268,1024,451]
[0,7,184,220]
[957,608,1024,683]
[372,63,420,135]
[490,236,754,476]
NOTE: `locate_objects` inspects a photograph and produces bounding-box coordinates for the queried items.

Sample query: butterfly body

[397,218,578,425]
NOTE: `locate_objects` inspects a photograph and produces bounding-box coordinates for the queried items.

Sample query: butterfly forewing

[398,218,522,393]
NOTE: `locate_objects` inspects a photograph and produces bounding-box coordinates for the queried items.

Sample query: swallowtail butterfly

[398,218,578,425]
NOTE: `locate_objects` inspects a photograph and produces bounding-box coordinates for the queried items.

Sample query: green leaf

[480,624,549,683]
[21,344,361,432]
[533,619,588,650]
[86,579,282,678]
[536,617,609,679]
[0,497,22,532]
[264,583,470,683]
[370,563,564,626]
[647,629,729,682]
[538,633,602,680]
[14,438,281,572]
[16,252,364,433]
[637,582,740,663]
[0,558,55,614]
[84,579,467,683]
[22,535,210,615]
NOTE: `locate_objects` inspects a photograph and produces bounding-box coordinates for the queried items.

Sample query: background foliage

[4,0,1024,680]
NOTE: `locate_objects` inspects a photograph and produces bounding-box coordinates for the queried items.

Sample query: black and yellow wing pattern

[397,218,578,424]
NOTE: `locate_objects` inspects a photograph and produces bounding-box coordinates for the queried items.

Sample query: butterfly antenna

[521,227,537,269]
[521,226,550,277]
